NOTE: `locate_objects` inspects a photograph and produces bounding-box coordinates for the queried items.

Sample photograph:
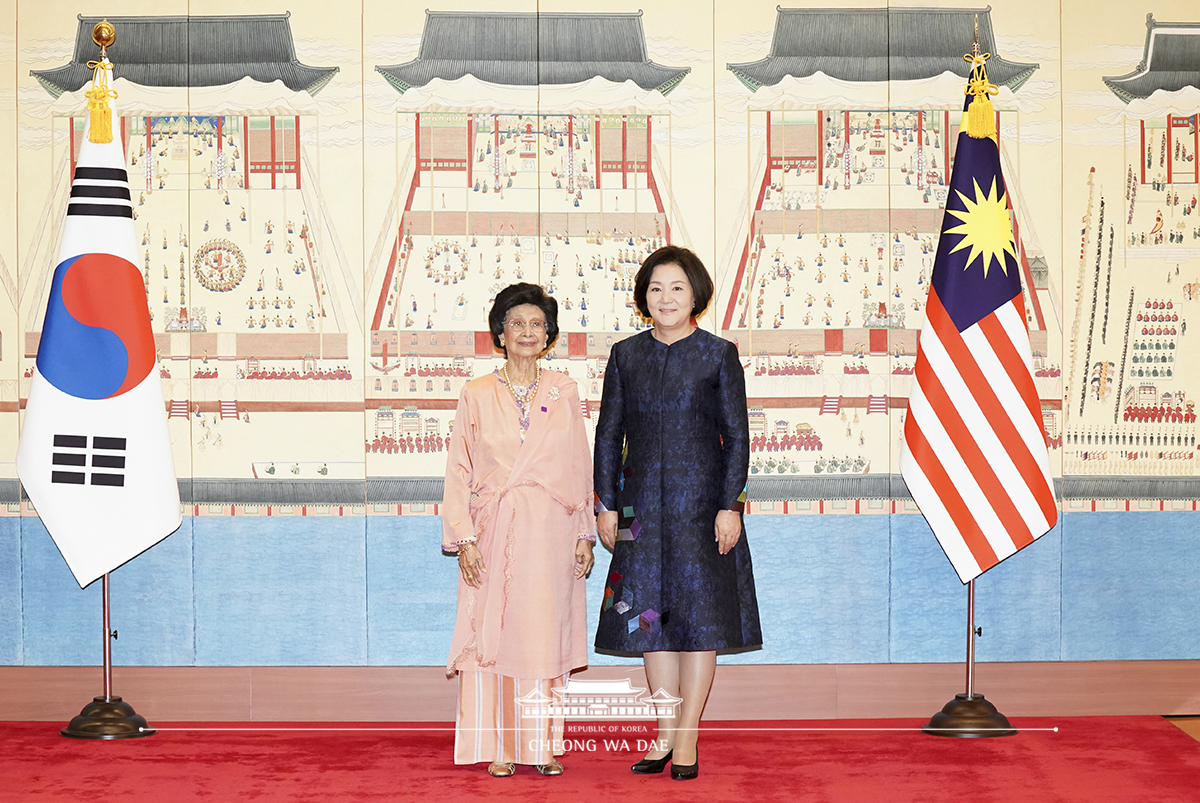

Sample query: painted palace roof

[727,6,1039,92]
[376,11,690,95]
[1103,15,1200,103]
[32,13,338,97]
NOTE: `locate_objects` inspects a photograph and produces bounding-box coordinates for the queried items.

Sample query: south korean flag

[17,60,181,587]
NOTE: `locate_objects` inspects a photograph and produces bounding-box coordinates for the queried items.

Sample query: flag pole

[965,578,975,697]
[921,578,1016,737]
[48,18,160,739]
[102,573,112,700]
[900,14,1037,738]
[61,571,156,739]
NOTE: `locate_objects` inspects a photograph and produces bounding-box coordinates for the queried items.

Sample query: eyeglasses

[505,318,546,333]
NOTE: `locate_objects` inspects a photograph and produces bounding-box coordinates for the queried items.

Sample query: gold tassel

[961,52,999,140]
[967,92,996,140]
[85,59,118,144]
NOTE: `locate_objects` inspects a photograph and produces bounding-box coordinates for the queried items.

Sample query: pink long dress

[442,368,593,765]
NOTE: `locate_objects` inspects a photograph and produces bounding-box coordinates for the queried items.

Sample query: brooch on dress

[547,386,561,401]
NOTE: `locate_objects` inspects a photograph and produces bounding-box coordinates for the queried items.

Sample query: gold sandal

[535,759,564,776]
[487,761,516,777]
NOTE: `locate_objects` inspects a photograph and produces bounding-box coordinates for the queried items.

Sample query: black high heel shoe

[670,748,698,781]
[630,750,672,774]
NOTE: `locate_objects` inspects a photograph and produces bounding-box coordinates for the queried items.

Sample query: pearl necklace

[501,362,540,437]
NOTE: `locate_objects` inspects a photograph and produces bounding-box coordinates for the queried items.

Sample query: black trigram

[67,166,133,219]
[51,435,127,487]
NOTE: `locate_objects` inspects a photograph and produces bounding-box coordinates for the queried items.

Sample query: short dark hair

[488,283,559,354]
[633,245,714,320]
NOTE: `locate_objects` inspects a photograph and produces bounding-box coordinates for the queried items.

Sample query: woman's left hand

[715,510,742,555]
[575,538,595,579]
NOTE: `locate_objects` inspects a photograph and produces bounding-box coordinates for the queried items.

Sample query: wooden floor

[1168,717,1200,743]
[3,661,1199,722]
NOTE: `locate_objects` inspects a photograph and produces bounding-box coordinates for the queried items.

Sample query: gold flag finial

[961,16,998,140]
[92,19,116,53]
[85,21,117,144]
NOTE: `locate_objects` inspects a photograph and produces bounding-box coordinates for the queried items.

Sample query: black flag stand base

[922,579,1017,738]
[61,697,155,740]
[923,693,1016,738]
[60,574,156,740]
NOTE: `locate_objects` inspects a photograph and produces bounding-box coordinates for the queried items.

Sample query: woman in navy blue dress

[594,246,761,780]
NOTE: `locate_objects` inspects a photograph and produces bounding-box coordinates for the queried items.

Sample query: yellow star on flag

[943,176,1018,278]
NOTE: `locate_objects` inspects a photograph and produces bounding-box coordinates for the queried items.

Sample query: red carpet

[3,717,1199,802]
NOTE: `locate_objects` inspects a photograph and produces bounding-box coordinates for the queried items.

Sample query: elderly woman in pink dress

[442,282,596,778]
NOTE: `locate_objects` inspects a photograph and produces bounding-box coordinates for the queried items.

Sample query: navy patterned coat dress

[593,328,762,653]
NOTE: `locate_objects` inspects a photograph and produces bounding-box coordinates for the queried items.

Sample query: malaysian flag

[17,57,181,587]
[899,52,1057,584]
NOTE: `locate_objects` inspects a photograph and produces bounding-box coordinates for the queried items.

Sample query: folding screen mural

[4,0,1200,669]
[20,11,364,510]
[3,5,1068,515]
[720,6,1053,504]
[363,10,686,501]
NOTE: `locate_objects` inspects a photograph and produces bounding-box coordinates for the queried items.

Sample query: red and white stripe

[900,288,1057,583]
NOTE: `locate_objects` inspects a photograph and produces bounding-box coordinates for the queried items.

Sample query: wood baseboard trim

[2,661,1197,721]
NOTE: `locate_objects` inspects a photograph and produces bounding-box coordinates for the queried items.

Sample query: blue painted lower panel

[975,521,1063,663]
[20,518,194,666]
[21,517,100,665]
[889,515,1063,663]
[1061,512,1200,660]
[8,511,1200,666]
[366,516,456,666]
[193,516,367,666]
[724,514,890,664]
[107,520,196,666]
[0,518,20,664]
